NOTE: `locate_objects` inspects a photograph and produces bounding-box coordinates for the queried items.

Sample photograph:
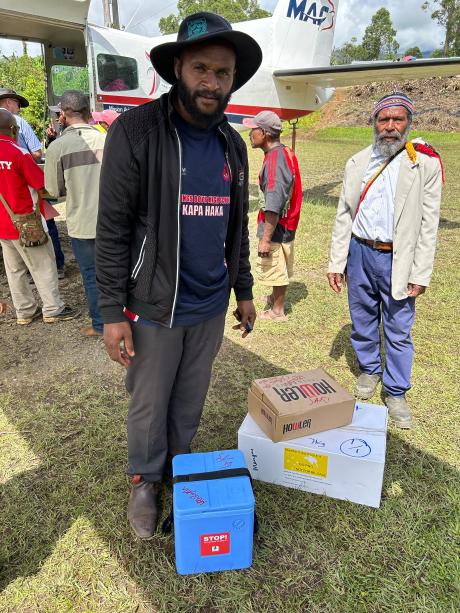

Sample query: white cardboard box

[238,402,388,508]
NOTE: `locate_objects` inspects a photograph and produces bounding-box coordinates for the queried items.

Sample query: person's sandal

[80,326,103,337]
[258,309,288,321]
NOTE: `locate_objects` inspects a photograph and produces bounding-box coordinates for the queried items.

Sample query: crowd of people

[0,88,118,334]
[0,11,443,539]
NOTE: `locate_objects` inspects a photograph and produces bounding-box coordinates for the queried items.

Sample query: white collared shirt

[352,146,403,242]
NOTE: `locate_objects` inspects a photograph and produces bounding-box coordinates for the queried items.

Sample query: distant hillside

[330,76,460,132]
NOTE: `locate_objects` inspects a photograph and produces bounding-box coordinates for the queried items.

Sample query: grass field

[0,127,459,613]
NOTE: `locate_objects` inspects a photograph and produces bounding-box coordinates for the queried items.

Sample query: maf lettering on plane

[287,0,336,31]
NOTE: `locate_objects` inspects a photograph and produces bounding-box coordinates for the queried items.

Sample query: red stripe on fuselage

[97,94,149,105]
[226,105,311,121]
[97,94,312,120]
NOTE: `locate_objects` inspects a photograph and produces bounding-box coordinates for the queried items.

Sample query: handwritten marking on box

[340,438,372,458]
[284,448,328,478]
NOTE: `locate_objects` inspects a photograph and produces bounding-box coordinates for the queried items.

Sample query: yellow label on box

[284,448,328,478]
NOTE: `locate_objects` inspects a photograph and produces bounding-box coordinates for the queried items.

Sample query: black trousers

[125,312,226,481]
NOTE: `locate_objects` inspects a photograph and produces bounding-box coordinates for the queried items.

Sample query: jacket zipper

[169,128,182,328]
[131,235,146,279]
[218,127,232,182]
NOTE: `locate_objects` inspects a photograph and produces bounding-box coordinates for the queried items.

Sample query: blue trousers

[46,219,65,269]
[347,237,415,397]
[71,238,103,333]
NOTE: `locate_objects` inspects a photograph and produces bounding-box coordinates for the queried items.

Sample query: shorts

[257,241,295,287]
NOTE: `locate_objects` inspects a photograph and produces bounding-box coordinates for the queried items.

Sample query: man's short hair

[60,90,90,115]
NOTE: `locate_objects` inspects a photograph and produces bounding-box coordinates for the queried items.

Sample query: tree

[361,8,400,60]
[0,55,46,139]
[331,38,366,65]
[404,46,423,58]
[331,8,400,65]
[50,65,89,96]
[159,0,271,35]
[422,0,460,55]
[0,53,90,141]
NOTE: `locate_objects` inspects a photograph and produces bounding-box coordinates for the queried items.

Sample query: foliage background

[0,55,90,141]
[0,55,46,140]
[159,0,271,34]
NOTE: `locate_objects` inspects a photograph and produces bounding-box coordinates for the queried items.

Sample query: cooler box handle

[161,467,258,534]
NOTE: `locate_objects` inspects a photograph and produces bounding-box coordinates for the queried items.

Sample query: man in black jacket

[96,12,262,538]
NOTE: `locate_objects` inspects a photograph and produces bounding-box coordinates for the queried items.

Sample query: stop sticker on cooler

[200,532,230,556]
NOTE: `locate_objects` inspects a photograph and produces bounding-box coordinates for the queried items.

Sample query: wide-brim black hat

[150,12,262,92]
[0,88,29,108]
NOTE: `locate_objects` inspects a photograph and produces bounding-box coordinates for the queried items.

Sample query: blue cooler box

[172,449,255,575]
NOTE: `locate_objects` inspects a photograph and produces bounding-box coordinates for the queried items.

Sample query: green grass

[282,110,322,133]
[316,126,460,145]
[0,127,459,612]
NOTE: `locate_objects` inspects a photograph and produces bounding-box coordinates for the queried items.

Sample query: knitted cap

[373,92,414,117]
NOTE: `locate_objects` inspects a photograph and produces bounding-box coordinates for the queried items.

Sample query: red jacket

[0,136,45,240]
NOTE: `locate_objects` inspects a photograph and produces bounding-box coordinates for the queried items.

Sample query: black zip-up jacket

[95,89,253,327]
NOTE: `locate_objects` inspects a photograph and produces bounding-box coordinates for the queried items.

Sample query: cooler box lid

[173,450,254,517]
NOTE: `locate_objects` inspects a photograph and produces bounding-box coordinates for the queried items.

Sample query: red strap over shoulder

[282,146,295,174]
[414,143,445,183]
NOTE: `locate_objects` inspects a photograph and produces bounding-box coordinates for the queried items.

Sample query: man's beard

[176,77,231,128]
[374,124,411,158]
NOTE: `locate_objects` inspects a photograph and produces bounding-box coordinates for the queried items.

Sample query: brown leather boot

[127,475,160,539]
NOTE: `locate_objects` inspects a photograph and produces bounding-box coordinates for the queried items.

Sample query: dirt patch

[329,76,460,131]
[0,221,118,386]
[300,88,348,140]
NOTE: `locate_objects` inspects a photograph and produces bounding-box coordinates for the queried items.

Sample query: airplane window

[97,54,138,92]
[51,65,89,96]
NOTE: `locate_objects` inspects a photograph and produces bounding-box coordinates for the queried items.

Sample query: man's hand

[327,272,345,294]
[46,124,57,139]
[104,321,135,368]
[407,283,426,298]
[0,302,7,315]
[258,238,271,258]
[232,300,257,338]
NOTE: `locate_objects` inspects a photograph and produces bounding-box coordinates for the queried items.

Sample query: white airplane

[0,0,459,125]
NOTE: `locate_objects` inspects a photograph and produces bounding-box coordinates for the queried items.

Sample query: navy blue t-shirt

[172,113,231,326]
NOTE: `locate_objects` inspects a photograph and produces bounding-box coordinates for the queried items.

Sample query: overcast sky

[0,0,445,57]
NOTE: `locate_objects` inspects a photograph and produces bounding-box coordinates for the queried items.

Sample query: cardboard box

[248,368,355,442]
[238,402,388,508]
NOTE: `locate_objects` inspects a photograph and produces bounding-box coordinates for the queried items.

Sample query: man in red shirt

[243,111,303,320]
[0,110,78,324]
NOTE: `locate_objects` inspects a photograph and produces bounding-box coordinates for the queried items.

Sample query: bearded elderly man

[327,92,443,428]
[96,12,261,538]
